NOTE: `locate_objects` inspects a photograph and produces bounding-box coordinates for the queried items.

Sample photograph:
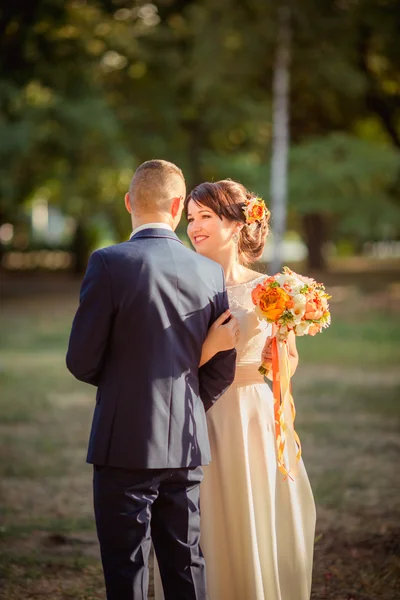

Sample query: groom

[66,160,236,600]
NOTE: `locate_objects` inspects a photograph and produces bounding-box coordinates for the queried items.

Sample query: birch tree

[270,5,291,273]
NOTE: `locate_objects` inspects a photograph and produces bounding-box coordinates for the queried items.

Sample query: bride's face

[186,199,237,258]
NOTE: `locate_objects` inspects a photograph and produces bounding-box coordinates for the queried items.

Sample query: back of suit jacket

[66,228,236,469]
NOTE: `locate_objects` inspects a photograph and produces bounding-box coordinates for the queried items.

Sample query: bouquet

[252,267,331,373]
[251,267,331,479]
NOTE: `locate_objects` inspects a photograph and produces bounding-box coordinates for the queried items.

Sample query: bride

[156,179,316,600]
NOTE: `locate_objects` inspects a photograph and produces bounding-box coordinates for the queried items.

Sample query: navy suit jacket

[66,228,236,469]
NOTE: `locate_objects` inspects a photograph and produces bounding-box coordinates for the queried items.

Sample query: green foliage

[0,1,131,230]
[289,133,400,239]
[1,0,399,252]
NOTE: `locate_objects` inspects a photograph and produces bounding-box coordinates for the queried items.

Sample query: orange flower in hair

[242,197,268,224]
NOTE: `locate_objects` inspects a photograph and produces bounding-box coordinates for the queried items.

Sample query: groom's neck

[131,213,175,231]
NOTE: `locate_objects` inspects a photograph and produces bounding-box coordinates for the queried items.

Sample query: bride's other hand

[199,310,240,366]
[261,336,273,368]
[261,330,299,379]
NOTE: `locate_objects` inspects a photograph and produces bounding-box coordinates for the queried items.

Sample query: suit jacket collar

[129,228,183,244]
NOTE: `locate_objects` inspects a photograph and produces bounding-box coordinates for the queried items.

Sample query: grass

[297,311,400,366]
[0,273,399,599]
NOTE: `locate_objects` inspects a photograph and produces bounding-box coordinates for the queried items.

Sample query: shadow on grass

[312,525,400,600]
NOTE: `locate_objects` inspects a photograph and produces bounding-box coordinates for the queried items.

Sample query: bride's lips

[193,235,209,245]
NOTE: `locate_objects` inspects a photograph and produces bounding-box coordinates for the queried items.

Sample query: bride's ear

[235,223,244,235]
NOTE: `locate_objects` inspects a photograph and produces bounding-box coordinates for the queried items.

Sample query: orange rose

[243,197,267,224]
[251,283,266,305]
[250,205,264,220]
[256,286,291,322]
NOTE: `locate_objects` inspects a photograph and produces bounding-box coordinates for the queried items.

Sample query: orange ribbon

[270,336,302,480]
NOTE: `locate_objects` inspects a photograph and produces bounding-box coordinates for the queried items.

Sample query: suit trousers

[93,465,208,600]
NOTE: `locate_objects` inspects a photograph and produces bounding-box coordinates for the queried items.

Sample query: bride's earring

[232,233,239,262]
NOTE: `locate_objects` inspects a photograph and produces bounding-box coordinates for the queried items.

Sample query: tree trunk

[270,5,291,274]
[71,219,91,275]
[358,26,400,150]
[302,213,327,271]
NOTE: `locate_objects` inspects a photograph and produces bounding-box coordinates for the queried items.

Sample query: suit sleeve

[198,267,237,412]
[66,250,114,386]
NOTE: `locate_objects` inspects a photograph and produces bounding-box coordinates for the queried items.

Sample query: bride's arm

[199,310,240,367]
[287,331,299,376]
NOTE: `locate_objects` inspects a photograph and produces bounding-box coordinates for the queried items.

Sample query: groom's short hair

[128,159,185,213]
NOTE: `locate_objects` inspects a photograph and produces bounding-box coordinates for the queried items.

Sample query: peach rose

[304,294,325,320]
[308,323,322,336]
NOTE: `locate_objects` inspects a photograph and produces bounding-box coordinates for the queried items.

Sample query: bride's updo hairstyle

[185,179,270,264]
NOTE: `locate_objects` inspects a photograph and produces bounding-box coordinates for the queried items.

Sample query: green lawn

[0,282,399,599]
[297,312,400,366]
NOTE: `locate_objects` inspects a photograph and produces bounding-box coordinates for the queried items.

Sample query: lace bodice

[227,275,272,366]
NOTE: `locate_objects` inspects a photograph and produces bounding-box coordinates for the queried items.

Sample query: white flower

[293,293,306,306]
[290,284,303,295]
[275,273,291,286]
[290,293,307,321]
[287,279,298,290]
[295,321,311,336]
[275,274,303,295]
[321,313,331,327]
[290,304,306,321]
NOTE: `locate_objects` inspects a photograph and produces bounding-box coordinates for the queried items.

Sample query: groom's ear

[170,195,183,219]
[124,193,132,214]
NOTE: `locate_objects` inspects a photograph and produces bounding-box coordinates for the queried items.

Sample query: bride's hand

[261,329,299,379]
[209,310,240,351]
[261,336,273,369]
[261,324,277,377]
[199,310,240,366]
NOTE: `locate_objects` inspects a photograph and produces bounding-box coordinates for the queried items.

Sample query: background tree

[270,5,291,273]
[1,0,399,271]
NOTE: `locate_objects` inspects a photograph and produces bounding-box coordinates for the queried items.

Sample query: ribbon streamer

[270,337,302,480]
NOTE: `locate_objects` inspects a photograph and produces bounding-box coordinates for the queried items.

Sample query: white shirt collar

[130,222,173,239]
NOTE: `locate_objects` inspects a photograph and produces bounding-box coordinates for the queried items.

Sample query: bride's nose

[191,221,202,234]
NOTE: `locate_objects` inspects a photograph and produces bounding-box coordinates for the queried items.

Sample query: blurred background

[0,1,399,599]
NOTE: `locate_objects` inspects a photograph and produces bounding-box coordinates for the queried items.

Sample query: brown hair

[185,179,270,264]
[129,159,185,213]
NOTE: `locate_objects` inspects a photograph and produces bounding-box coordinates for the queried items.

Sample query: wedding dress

[155,274,316,600]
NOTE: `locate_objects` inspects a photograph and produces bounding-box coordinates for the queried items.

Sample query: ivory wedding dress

[155,275,316,600]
